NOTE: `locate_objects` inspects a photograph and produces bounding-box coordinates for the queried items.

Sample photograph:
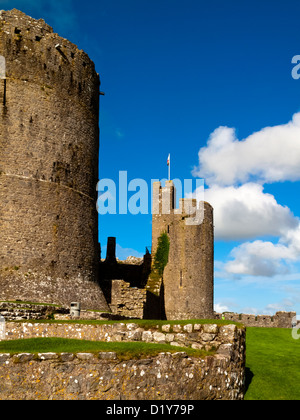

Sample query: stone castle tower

[0,9,108,310]
[152,181,214,320]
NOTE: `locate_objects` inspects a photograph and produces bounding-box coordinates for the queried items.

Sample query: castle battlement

[153,180,208,218]
[0,9,99,113]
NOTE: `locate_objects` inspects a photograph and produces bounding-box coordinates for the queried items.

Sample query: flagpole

[167,154,170,181]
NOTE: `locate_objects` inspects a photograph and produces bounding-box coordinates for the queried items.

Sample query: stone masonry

[0,321,245,400]
[215,311,296,329]
[150,181,214,320]
[4,321,244,354]
[0,350,244,400]
[110,280,147,319]
[0,9,108,310]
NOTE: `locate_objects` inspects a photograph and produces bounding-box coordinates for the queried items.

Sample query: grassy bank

[0,337,212,360]
[245,327,300,400]
[7,318,242,328]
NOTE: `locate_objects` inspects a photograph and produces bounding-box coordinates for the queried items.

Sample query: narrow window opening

[3,79,6,106]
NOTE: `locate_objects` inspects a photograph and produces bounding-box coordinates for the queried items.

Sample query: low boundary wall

[0,321,246,400]
[0,350,243,400]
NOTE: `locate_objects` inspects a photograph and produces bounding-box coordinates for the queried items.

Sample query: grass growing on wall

[0,337,213,360]
[8,318,242,327]
[153,232,170,276]
[146,231,170,295]
[245,327,300,400]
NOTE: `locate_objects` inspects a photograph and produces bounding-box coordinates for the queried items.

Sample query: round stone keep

[0,10,108,310]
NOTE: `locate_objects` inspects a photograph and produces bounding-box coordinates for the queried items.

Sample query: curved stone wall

[0,9,108,310]
[0,321,245,400]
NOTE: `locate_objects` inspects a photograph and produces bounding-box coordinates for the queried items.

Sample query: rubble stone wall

[215,311,296,328]
[0,321,245,400]
[0,350,244,400]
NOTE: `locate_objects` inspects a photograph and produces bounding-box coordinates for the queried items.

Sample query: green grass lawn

[0,337,212,360]
[9,318,242,328]
[245,327,300,400]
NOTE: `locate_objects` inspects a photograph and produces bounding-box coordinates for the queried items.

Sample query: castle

[98,180,214,320]
[0,10,296,328]
[0,9,298,403]
[0,9,214,320]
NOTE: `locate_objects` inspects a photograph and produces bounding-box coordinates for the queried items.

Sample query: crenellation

[215,311,296,328]
[0,9,99,115]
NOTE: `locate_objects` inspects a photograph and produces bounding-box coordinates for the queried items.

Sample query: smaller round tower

[151,181,214,320]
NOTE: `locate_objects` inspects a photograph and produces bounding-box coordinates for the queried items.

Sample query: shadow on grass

[245,367,254,394]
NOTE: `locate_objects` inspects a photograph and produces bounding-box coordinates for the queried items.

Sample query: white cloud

[116,244,143,260]
[224,240,295,277]
[223,222,300,277]
[191,112,300,282]
[101,243,143,260]
[214,303,230,313]
[264,301,294,314]
[284,225,300,255]
[193,112,300,186]
[203,183,298,240]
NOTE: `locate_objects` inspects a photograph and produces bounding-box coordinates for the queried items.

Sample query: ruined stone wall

[0,301,68,321]
[215,311,296,329]
[1,321,245,399]
[0,350,244,400]
[151,181,214,320]
[110,280,147,319]
[4,321,244,357]
[0,9,108,310]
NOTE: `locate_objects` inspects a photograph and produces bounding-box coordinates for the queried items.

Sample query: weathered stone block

[183,324,193,333]
[153,332,166,343]
[60,353,75,362]
[76,353,95,361]
[172,325,182,332]
[142,331,153,342]
[201,333,217,342]
[38,353,59,361]
[98,352,117,360]
[203,324,218,334]
[161,324,171,332]
[13,353,34,363]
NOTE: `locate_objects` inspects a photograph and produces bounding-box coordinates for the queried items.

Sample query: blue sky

[2,0,300,317]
